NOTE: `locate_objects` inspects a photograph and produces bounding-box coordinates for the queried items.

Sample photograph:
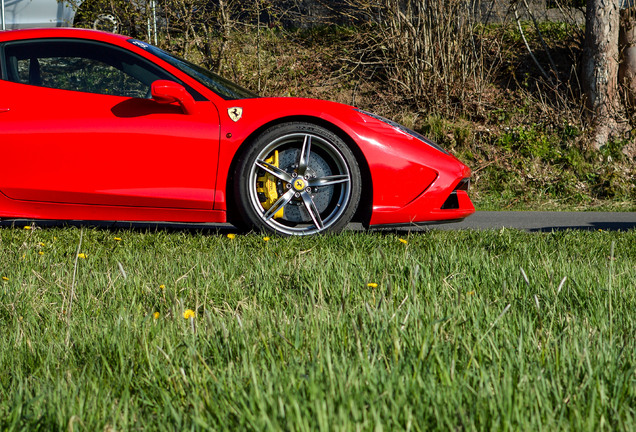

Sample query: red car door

[0,38,220,210]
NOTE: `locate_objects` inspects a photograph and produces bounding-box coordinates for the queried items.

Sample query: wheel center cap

[292,178,306,191]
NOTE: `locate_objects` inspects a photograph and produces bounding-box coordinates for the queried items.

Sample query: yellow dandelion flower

[227,233,236,239]
[467,290,475,296]
[263,237,270,242]
[114,237,122,241]
[2,277,9,281]
[39,242,45,247]
[153,312,160,319]
[159,284,165,290]
[77,253,87,259]
[23,226,32,230]
[367,283,378,288]
[38,251,44,256]
[399,238,408,244]
[183,309,195,319]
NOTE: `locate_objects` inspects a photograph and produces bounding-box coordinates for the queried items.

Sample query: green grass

[1,226,635,430]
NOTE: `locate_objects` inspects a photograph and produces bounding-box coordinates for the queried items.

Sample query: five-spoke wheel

[234,122,361,236]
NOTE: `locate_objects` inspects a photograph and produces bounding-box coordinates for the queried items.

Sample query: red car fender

[214,97,453,224]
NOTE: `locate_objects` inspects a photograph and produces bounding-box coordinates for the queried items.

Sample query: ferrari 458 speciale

[0,28,474,236]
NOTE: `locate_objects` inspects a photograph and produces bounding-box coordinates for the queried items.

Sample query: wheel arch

[225,115,373,228]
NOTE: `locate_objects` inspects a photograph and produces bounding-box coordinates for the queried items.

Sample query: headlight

[355,109,449,155]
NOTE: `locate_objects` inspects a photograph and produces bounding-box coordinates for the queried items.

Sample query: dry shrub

[339,0,502,116]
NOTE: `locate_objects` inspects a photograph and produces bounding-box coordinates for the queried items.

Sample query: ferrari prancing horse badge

[228,107,243,122]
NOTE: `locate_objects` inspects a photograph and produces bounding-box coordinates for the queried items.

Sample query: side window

[4,39,171,98]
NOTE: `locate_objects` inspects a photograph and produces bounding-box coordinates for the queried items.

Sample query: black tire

[234,122,361,236]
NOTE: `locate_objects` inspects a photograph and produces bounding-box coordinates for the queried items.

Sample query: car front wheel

[234,122,361,236]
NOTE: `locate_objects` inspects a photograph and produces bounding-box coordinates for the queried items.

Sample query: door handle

[0,108,9,113]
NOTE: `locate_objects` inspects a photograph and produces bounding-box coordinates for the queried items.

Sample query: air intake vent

[456,178,470,191]
[441,178,470,210]
[441,193,459,209]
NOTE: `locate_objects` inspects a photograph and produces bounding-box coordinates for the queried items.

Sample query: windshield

[128,39,259,100]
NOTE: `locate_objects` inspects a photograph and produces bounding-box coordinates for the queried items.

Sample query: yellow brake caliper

[256,150,284,219]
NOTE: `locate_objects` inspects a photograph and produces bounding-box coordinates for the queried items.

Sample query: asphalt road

[1,211,635,233]
[416,211,636,232]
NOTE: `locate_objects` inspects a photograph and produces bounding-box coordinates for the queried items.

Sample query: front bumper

[369,165,475,227]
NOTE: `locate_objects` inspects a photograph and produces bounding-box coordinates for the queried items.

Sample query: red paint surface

[0,28,474,227]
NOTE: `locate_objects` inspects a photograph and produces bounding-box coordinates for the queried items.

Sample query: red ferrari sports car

[0,28,474,236]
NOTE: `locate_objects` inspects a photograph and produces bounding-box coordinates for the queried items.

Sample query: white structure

[1,0,82,30]
[0,1,157,41]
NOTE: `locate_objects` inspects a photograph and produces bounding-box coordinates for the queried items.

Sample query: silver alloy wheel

[246,132,352,235]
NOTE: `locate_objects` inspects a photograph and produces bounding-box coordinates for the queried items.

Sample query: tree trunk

[619,8,636,108]
[582,0,620,150]
[618,8,636,157]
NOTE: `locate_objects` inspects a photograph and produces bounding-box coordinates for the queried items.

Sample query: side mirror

[151,80,197,115]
